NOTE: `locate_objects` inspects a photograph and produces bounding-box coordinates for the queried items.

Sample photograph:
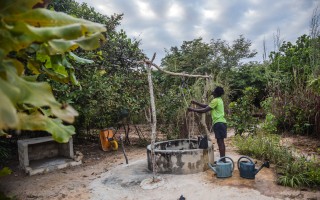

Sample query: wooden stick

[146,53,158,180]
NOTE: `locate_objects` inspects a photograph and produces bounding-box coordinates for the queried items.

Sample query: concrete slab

[89,158,278,200]
[26,157,82,176]
[18,136,80,175]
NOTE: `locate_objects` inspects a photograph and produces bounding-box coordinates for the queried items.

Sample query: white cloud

[76,0,319,64]
[135,1,157,20]
[202,9,220,22]
[167,2,185,20]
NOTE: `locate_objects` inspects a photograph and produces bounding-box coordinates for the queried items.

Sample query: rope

[180,77,196,149]
[184,79,195,139]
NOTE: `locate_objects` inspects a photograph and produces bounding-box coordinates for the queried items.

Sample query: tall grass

[233,133,320,188]
[233,133,294,165]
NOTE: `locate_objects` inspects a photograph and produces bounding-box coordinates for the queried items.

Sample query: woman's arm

[191,100,208,108]
[187,106,212,113]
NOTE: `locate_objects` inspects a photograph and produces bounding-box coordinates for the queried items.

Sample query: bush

[233,133,320,188]
[233,133,294,165]
[277,156,312,187]
[260,113,278,134]
[229,87,259,135]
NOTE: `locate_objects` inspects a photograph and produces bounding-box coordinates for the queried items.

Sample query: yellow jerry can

[99,129,118,151]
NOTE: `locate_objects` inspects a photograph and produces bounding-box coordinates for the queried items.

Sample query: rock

[74,151,84,162]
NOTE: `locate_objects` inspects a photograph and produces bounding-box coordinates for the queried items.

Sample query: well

[147,139,214,174]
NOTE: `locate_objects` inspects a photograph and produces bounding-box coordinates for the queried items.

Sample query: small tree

[48,0,149,134]
[229,87,259,135]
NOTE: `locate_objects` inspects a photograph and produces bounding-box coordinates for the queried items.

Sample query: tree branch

[136,59,211,78]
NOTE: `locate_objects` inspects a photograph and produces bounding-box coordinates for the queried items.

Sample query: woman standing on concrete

[187,86,227,162]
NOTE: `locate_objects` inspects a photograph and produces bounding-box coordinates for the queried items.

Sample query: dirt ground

[1,128,320,200]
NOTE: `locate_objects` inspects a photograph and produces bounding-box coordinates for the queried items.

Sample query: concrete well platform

[147,139,214,174]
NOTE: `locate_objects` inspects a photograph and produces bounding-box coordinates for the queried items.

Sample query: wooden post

[146,53,157,180]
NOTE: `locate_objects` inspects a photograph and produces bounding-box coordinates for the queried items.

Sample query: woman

[187,86,227,162]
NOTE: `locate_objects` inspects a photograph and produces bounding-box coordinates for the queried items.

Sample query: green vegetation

[0,0,106,142]
[155,36,256,138]
[0,167,12,177]
[266,33,320,137]
[0,192,16,200]
[230,10,320,188]
[228,87,259,135]
[48,0,148,137]
[233,133,320,187]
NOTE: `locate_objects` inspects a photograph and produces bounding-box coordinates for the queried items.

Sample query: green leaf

[73,32,105,50]
[0,130,7,137]
[69,69,80,86]
[0,167,12,177]
[3,22,104,54]
[0,0,41,15]
[0,0,107,143]
[0,29,19,55]
[68,52,94,64]
[1,9,106,54]
[27,60,41,74]
[18,112,75,143]
[51,55,69,78]
[6,68,78,123]
[2,59,24,76]
[5,9,106,32]
[36,52,52,68]
[0,75,20,129]
[49,32,105,51]
[48,39,78,52]
[0,88,18,129]
[28,23,85,40]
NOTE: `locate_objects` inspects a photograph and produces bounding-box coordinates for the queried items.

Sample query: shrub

[261,113,278,134]
[233,133,320,188]
[229,87,259,135]
[277,156,311,187]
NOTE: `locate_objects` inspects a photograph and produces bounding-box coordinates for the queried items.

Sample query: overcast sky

[77,0,319,65]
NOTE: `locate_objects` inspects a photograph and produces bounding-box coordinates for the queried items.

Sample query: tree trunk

[178,117,189,139]
[200,77,211,136]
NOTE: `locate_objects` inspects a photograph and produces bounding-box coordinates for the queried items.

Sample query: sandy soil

[0,128,320,200]
[0,140,146,200]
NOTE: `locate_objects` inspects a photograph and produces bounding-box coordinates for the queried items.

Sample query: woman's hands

[188,100,197,112]
[187,107,194,112]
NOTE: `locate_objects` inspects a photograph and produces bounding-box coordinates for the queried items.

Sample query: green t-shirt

[208,97,226,124]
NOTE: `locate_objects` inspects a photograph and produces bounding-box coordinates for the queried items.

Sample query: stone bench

[18,136,81,175]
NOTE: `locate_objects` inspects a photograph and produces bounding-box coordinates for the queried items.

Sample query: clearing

[0,128,320,200]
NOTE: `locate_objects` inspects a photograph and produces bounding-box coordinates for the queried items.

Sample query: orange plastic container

[99,129,118,151]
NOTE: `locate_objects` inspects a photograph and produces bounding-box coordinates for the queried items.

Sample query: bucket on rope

[198,135,208,149]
